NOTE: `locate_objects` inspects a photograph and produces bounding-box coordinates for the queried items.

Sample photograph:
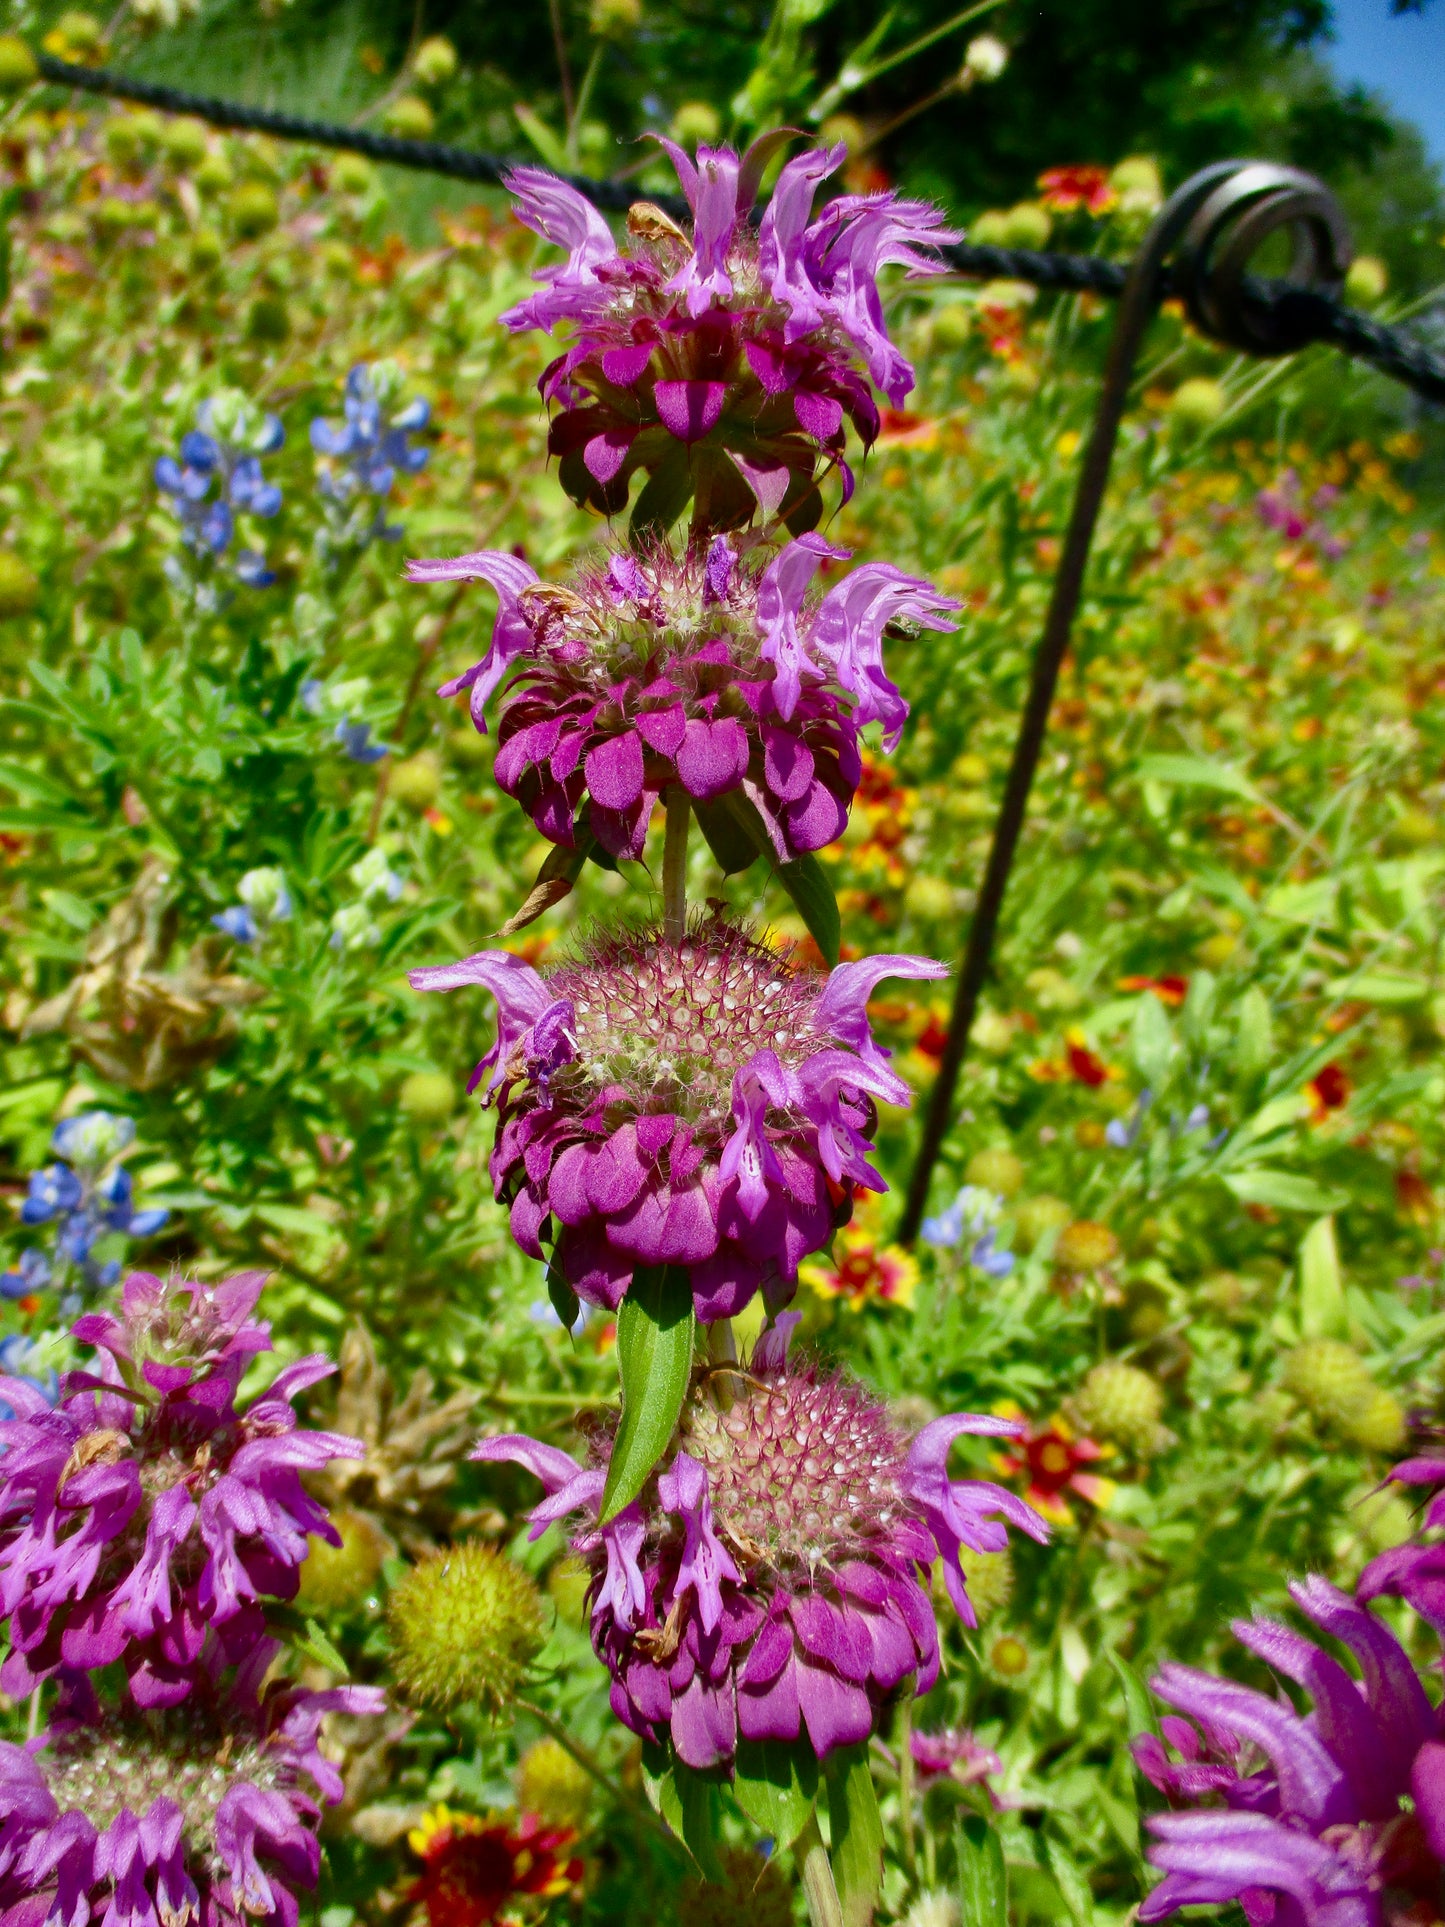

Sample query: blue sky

[1324,0,1445,164]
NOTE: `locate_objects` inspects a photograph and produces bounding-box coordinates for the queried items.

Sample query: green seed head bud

[965,1148,1025,1199]
[589,0,641,35]
[546,1555,592,1627]
[382,96,435,141]
[990,1634,1029,1678]
[0,552,40,620]
[669,102,721,148]
[413,34,458,85]
[515,1738,593,1829]
[103,118,144,168]
[1012,1194,1071,1252]
[192,149,233,193]
[229,182,278,239]
[1345,255,1387,306]
[1170,377,1227,429]
[971,1008,1013,1055]
[681,1847,794,1927]
[398,1070,456,1127]
[331,153,375,195]
[161,118,209,168]
[818,113,867,159]
[296,1506,392,1610]
[930,304,972,351]
[1110,155,1163,215]
[1074,1359,1168,1459]
[1282,1339,1404,1451]
[1054,1220,1120,1270]
[388,1541,546,1710]
[957,1545,1013,1622]
[969,209,1011,247]
[389,750,442,811]
[246,295,289,343]
[56,12,104,54]
[999,202,1052,250]
[0,36,38,91]
[904,873,954,922]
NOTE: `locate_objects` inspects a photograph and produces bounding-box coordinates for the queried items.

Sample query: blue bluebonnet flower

[155,391,284,599]
[3,1112,168,1304]
[301,677,391,763]
[0,1335,59,1412]
[1106,1089,1152,1149]
[212,866,292,945]
[922,1185,1015,1277]
[311,361,429,558]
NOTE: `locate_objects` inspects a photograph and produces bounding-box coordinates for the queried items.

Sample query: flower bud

[1054,1220,1119,1269]
[999,203,1052,250]
[398,1070,456,1126]
[390,750,442,811]
[669,101,720,146]
[904,873,955,921]
[1073,1359,1170,1459]
[1013,1194,1071,1250]
[1169,377,1227,429]
[388,1541,546,1710]
[516,1738,593,1829]
[990,1634,1029,1677]
[237,865,291,922]
[1281,1339,1406,1452]
[296,1506,392,1609]
[413,34,458,85]
[332,152,375,195]
[0,552,40,620]
[962,34,1008,81]
[590,0,641,33]
[1110,155,1163,216]
[1345,255,1387,306]
[160,117,209,168]
[54,11,104,54]
[0,36,38,91]
[930,303,972,351]
[819,112,867,158]
[229,181,279,239]
[383,95,436,141]
[965,1147,1024,1198]
[956,1545,1013,1622]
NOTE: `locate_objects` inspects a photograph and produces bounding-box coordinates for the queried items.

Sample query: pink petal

[585,732,646,810]
[602,343,655,386]
[676,717,750,802]
[729,452,792,516]
[654,379,728,443]
[795,390,844,442]
[584,428,635,484]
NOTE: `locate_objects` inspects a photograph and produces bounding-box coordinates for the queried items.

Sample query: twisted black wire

[30,53,1445,407]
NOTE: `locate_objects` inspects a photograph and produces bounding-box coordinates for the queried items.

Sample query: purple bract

[0,1670,383,1927]
[406,534,957,861]
[409,917,946,1320]
[1356,1452,1445,1631]
[498,138,958,530]
[477,1317,1046,1767]
[1134,1573,1445,1927]
[0,1271,362,1708]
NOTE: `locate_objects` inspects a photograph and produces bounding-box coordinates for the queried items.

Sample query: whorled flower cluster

[479,1316,1047,1767]
[501,138,958,528]
[1135,1572,1445,1927]
[410,917,945,1320]
[0,1270,384,1927]
[407,532,956,863]
[0,1269,361,1705]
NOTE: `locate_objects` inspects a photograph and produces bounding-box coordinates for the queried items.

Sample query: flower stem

[796,1812,845,1927]
[895,1696,918,1883]
[515,1697,679,1853]
[662,787,691,946]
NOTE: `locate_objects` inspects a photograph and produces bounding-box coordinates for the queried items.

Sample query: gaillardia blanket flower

[1134,1573,1445,1927]
[407,534,957,861]
[477,1316,1047,1767]
[498,138,958,530]
[409,917,947,1320]
[0,1270,362,1706]
[0,1672,383,1927]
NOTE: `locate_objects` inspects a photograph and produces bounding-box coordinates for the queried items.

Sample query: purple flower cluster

[0,1270,383,1927]
[154,394,283,591]
[3,1114,168,1308]
[500,139,957,528]
[479,1316,1046,1767]
[407,532,956,863]
[411,918,944,1321]
[310,360,430,556]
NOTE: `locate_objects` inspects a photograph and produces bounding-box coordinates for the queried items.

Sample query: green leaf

[546,1263,580,1334]
[671,1760,725,1879]
[294,1617,349,1676]
[823,1744,882,1927]
[639,1739,671,1816]
[496,837,591,937]
[1107,1650,1157,1740]
[1041,1836,1095,1927]
[1223,1169,1349,1213]
[777,853,840,967]
[956,1813,1007,1927]
[1135,753,1257,800]
[733,1737,819,1852]
[600,1266,695,1523]
[1128,988,1174,1089]
[512,103,571,171]
[1299,1213,1349,1340]
[1235,985,1273,1082]
[630,441,694,539]
[1327,970,1427,1005]
[693,795,761,875]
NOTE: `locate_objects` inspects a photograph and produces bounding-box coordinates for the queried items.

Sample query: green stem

[566,43,605,162]
[515,1698,679,1853]
[895,1696,918,1883]
[662,787,691,945]
[797,1812,845,1927]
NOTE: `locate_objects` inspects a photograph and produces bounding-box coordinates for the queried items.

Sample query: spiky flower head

[411,917,945,1320]
[0,1673,383,1927]
[1072,1359,1172,1460]
[1281,1338,1407,1452]
[1052,1220,1120,1271]
[0,1269,362,1705]
[407,532,957,864]
[1135,1574,1445,1927]
[515,1739,593,1831]
[680,1845,793,1927]
[955,1545,1013,1622]
[405,1806,583,1927]
[295,1505,392,1610]
[476,1315,1047,1768]
[497,140,958,534]
[388,1541,546,1710]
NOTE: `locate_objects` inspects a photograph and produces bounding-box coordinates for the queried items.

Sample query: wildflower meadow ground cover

[0,55,1444,1927]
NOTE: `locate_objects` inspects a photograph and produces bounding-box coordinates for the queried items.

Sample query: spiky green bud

[965,1147,1025,1198]
[1282,1339,1406,1453]
[957,1545,1013,1622]
[296,1507,391,1610]
[388,1542,545,1710]
[516,1738,592,1829]
[1074,1359,1170,1459]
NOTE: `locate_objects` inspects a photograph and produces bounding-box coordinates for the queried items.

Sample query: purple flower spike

[410,913,943,1320]
[494,136,956,529]
[477,1332,1045,1769]
[1135,1573,1445,1927]
[412,536,958,861]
